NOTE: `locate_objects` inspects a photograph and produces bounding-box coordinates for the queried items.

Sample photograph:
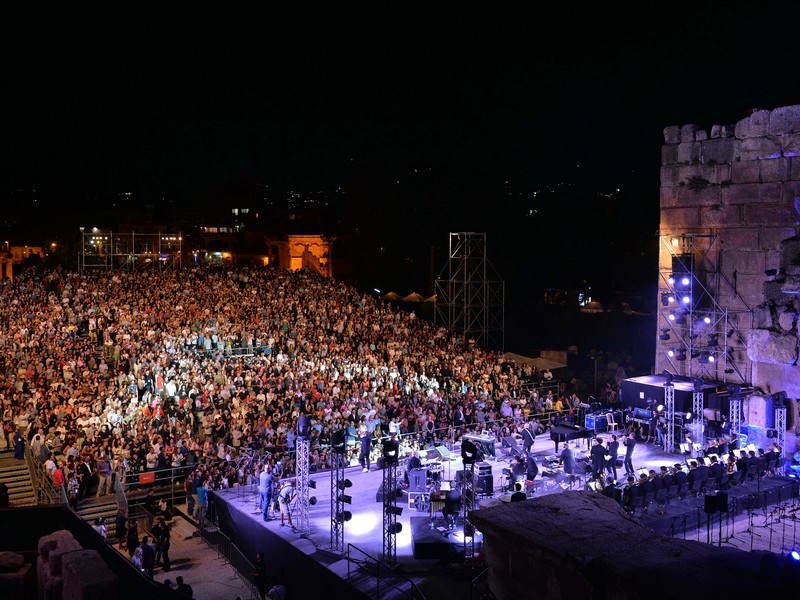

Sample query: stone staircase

[0,451,37,506]
[76,494,120,528]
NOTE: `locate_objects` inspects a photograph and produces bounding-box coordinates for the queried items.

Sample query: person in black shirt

[622,433,636,475]
[253,551,267,600]
[606,434,619,481]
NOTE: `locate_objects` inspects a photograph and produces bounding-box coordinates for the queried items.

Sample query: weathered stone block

[735,109,770,139]
[768,104,800,136]
[740,137,782,161]
[664,125,681,145]
[722,181,782,204]
[723,250,768,275]
[701,138,737,165]
[700,205,737,227]
[675,182,721,206]
[753,306,773,329]
[660,165,681,187]
[677,141,701,164]
[696,129,708,141]
[762,228,798,251]
[662,144,679,165]
[760,157,790,182]
[730,162,760,184]
[38,531,75,561]
[747,328,798,365]
[720,228,760,251]
[764,280,793,305]
[783,180,800,210]
[62,550,117,600]
[778,310,796,331]
[721,124,736,138]
[791,156,800,179]
[782,278,800,294]
[43,575,63,600]
[780,132,800,157]
[661,207,700,229]
[715,163,731,182]
[680,124,700,142]
[744,202,796,226]
[0,551,25,573]
[0,562,32,600]
[752,362,800,404]
[47,537,82,577]
[710,124,723,139]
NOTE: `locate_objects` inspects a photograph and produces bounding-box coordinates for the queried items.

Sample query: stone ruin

[470,491,799,600]
[35,530,117,600]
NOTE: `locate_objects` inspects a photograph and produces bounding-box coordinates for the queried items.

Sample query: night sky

[4,6,799,358]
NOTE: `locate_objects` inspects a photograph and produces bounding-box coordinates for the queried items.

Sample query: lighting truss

[382,455,399,566]
[295,437,310,536]
[664,382,676,453]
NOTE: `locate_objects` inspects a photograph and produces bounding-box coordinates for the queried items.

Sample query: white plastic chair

[606,413,619,433]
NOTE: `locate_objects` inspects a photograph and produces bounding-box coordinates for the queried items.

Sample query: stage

[207,431,799,598]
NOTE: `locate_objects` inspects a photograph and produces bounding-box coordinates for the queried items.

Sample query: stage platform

[207,431,795,598]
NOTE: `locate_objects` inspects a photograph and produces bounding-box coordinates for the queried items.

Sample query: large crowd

[1,266,566,505]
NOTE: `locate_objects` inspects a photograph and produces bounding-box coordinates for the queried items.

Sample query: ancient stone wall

[658,105,800,458]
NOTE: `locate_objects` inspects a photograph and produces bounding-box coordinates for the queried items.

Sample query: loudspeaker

[476,474,493,495]
[409,468,428,493]
[672,254,694,274]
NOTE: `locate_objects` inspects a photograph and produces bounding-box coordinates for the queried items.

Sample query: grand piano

[549,423,594,453]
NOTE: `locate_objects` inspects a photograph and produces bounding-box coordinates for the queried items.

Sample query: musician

[524,451,539,483]
[622,476,639,512]
[602,476,619,501]
[606,434,619,481]
[403,449,422,487]
[590,437,606,478]
[708,455,724,485]
[726,454,737,475]
[705,438,720,457]
[510,481,527,502]
[648,469,663,494]
[717,437,729,456]
[717,414,730,438]
[521,421,536,454]
[672,464,688,488]
[660,465,674,489]
[736,450,749,475]
[622,433,636,476]
[511,455,526,485]
[559,443,577,476]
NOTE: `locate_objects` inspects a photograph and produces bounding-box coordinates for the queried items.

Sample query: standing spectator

[258,463,275,522]
[140,535,156,578]
[92,518,107,540]
[252,551,267,600]
[96,454,112,496]
[196,478,209,521]
[126,519,140,557]
[115,506,128,547]
[358,421,372,473]
[13,425,25,460]
[152,516,169,568]
[606,434,619,481]
[175,575,193,597]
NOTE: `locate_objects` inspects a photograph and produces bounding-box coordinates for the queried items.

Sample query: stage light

[708,334,719,347]
[676,349,687,361]
[680,276,691,286]
[703,315,712,324]
[707,354,715,363]
[461,439,479,464]
[766,429,777,439]
[685,412,693,421]
[298,415,311,439]
[338,494,352,504]
[659,329,670,341]
[386,505,403,516]
[336,511,352,523]
[309,496,318,505]
[668,274,676,285]
[337,479,353,491]
[663,370,673,385]
[383,439,399,465]
[667,348,675,357]
[693,377,704,392]
[388,523,403,535]
[661,293,674,306]
[790,550,800,562]
[668,312,676,321]
[309,479,316,489]
[657,405,664,413]
[681,295,691,304]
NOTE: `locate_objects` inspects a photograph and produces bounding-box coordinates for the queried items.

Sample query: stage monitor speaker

[409,468,428,493]
[704,493,728,514]
[476,474,493,495]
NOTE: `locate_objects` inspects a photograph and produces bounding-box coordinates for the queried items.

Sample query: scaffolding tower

[434,232,504,353]
[79,229,182,272]
[295,437,311,536]
[656,233,752,384]
[664,381,676,454]
[381,447,400,566]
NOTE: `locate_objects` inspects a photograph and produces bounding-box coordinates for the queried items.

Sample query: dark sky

[4,6,799,354]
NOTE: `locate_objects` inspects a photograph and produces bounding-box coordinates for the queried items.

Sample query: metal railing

[347,543,427,600]
[25,444,67,505]
[121,464,193,509]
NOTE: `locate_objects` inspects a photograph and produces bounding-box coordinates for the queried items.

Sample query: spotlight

[298,415,311,439]
[337,479,353,491]
[661,293,674,307]
[668,274,676,285]
[685,412,693,421]
[659,329,671,341]
[657,405,664,413]
[676,349,687,361]
[667,348,675,357]
[309,479,316,489]
[693,377,704,392]
[335,511,352,523]
[383,439,399,465]
[461,439,479,465]
[726,328,735,338]
[388,523,403,535]
[668,312,676,321]
[708,334,720,347]
[703,315,712,324]
[309,497,318,505]
[338,494,352,504]
[386,505,403,516]
[707,354,715,363]
[766,429,777,439]
[681,295,691,304]
[663,370,673,385]
[789,550,800,561]
[680,276,691,286]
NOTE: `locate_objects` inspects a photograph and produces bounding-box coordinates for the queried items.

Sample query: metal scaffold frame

[330,452,347,554]
[729,397,741,445]
[775,407,787,476]
[656,232,752,384]
[664,382,676,453]
[381,456,399,566]
[434,232,504,353]
[462,462,476,564]
[692,389,705,447]
[295,438,310,536]
[79,229,182,272]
